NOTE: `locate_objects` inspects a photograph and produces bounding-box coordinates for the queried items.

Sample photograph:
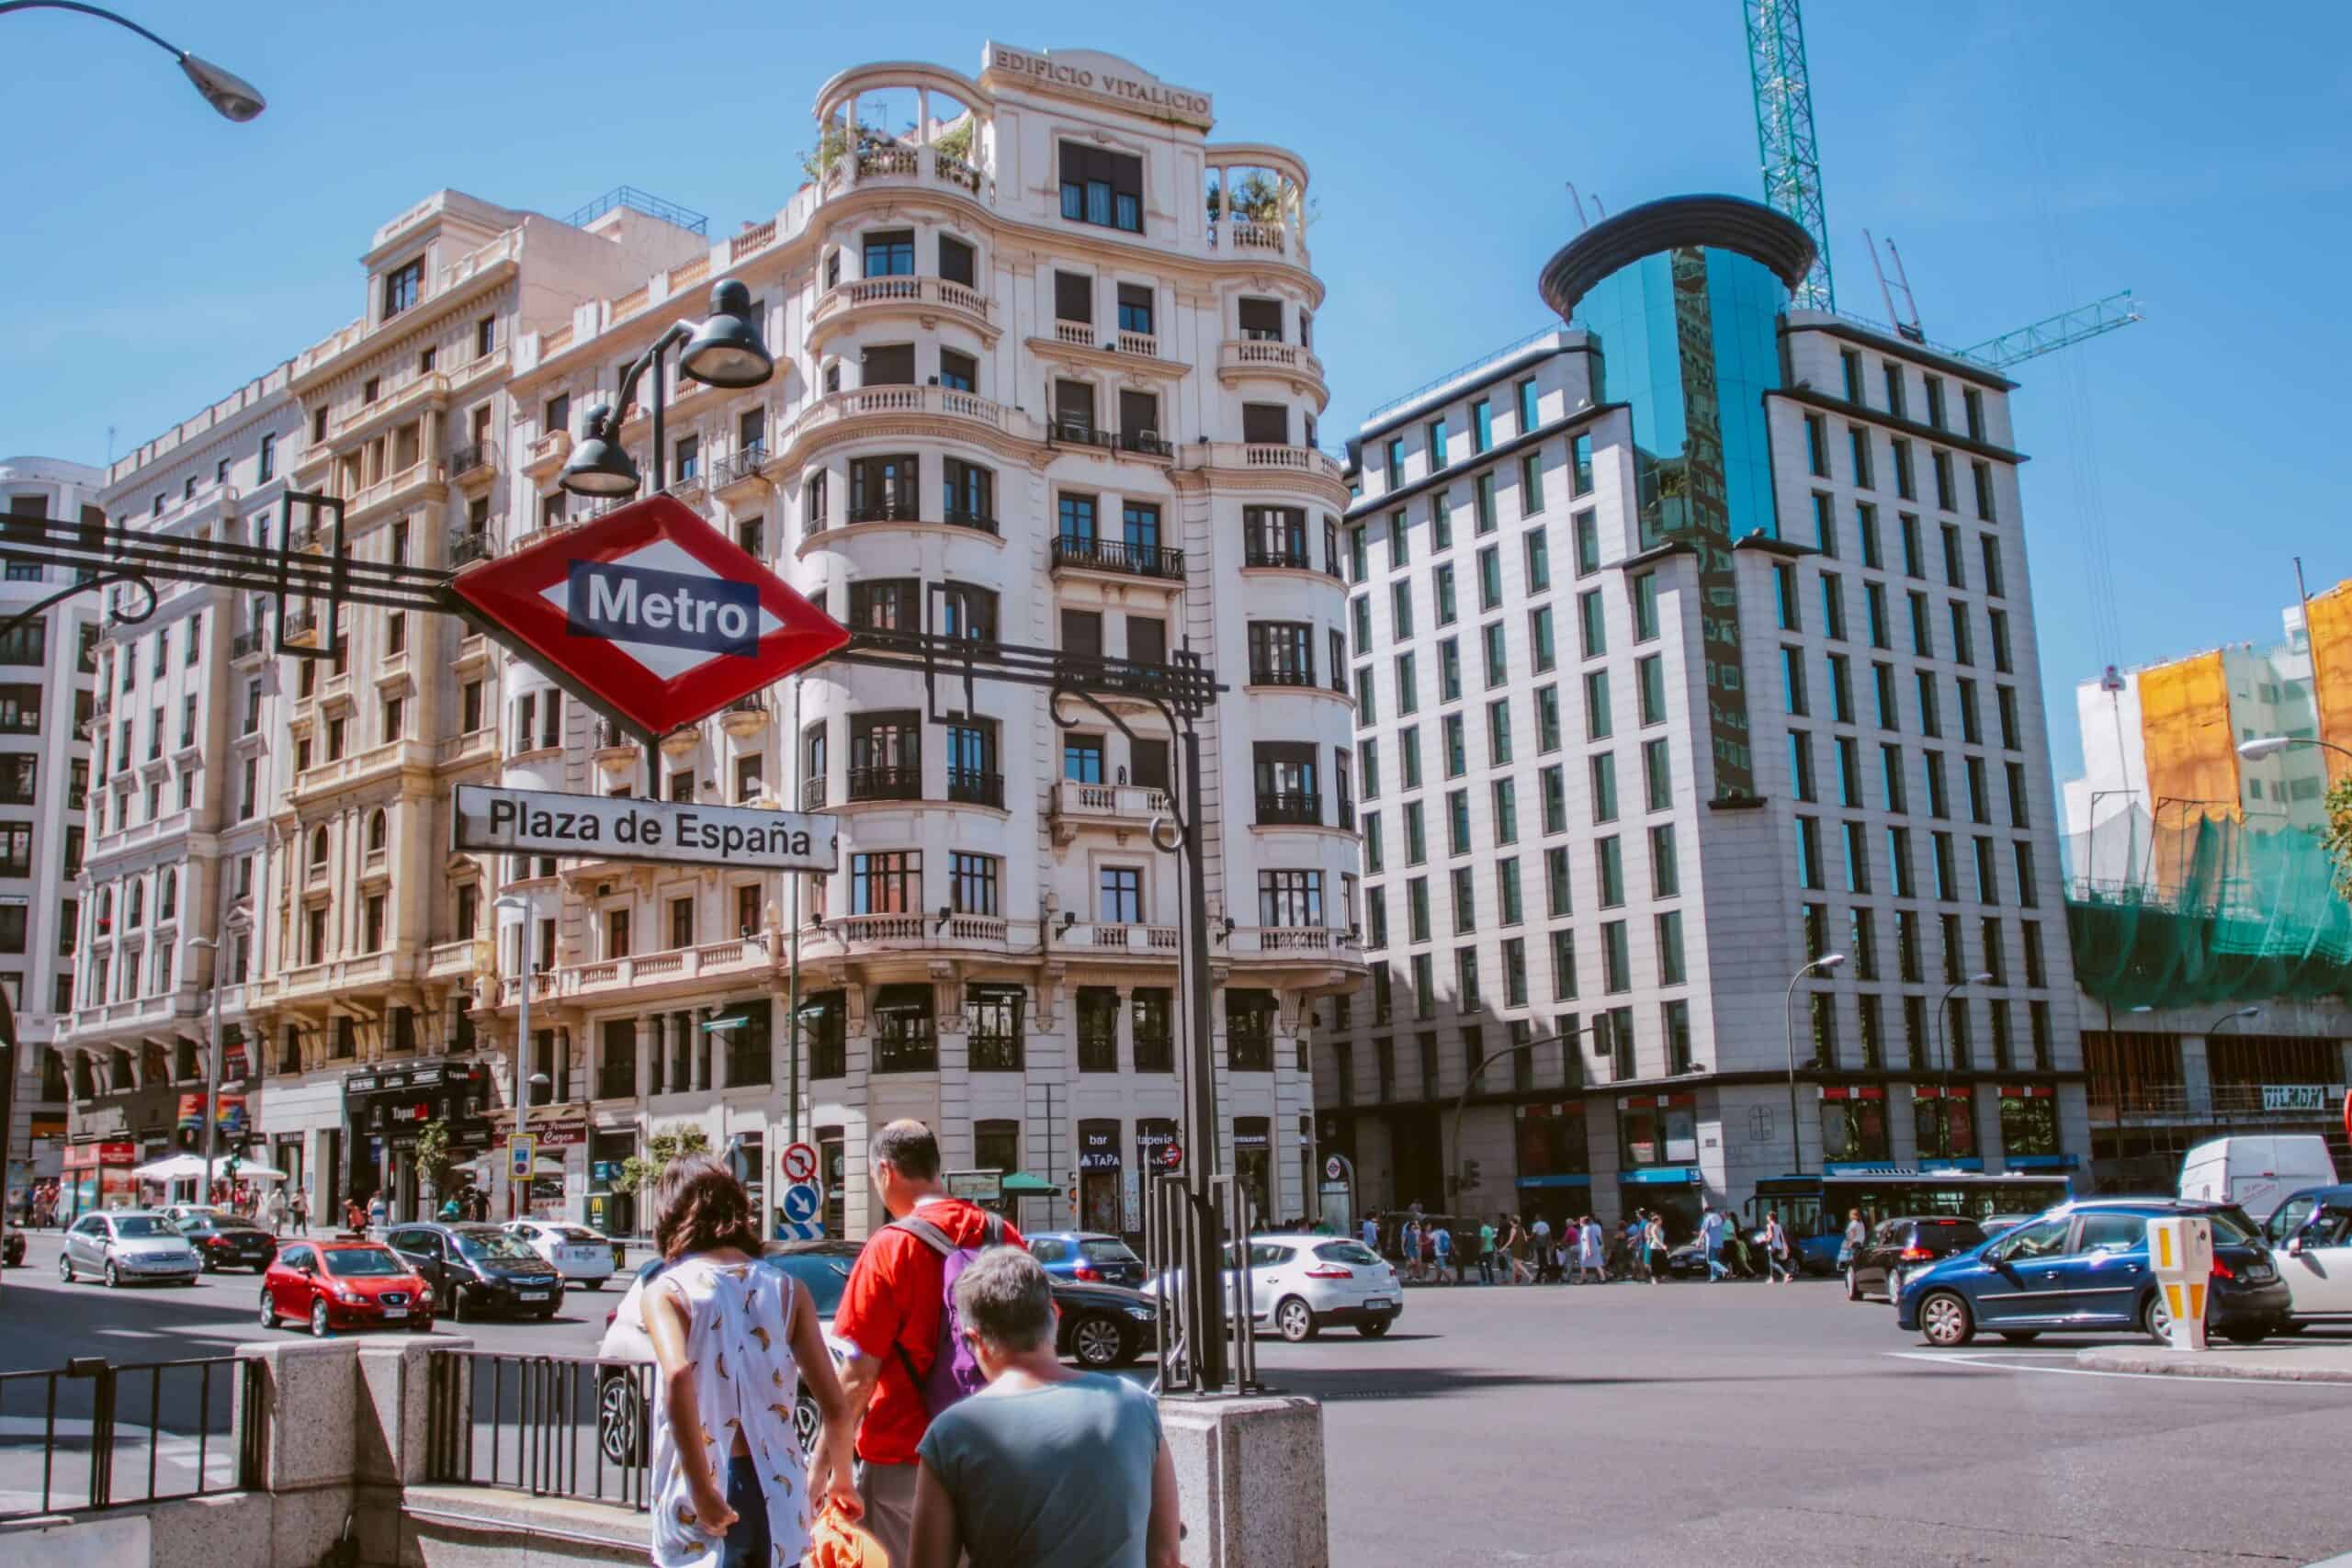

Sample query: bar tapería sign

[454,784,837,873]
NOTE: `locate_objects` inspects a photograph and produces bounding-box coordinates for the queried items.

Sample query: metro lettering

[567,558,760,658]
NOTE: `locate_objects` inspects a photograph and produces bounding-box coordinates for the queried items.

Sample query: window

[1477,546,1503,611]
[1573,511,1599,576]
[1643,737,1671,811]
[1570,432,1593,495]
[851,850,922,914]
[1804,414,1828,478]
[1541,767,1566,834]
[1060,141,1143,231]
[1248,621,1313,686]
[1848,426,1874,490]
[1795,816,1825,889]
[1537,685,1561,751]
[1597,837,1624,908]
[1589,753,1618,822]
[1448,866,1475,933]
[1475,472,1498,534]
[949,852,1001,917]
[1545,846,1572,917]
[1531,606,1556,671]
[1972,460,1996,522]
[1584,670,1612,739]
[381,258,423,318]
[1487,699,1513,765]
[1521,453,1544,513]
[1650,823,1679,897]
[1892,438,1915,501]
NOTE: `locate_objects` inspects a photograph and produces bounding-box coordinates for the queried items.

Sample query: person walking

[289,1190,309,1235]
[439,1192,463,1224]
[1642,1212,1668,1284]
[907,1248,1180,1568]
[1399,1215,1422,1284]
[1764,1210,1794,1284]
[834,1121,1025,1566]
[1507,1215,1536,1284]
[1839,1207,1869,1286]
[1473,1217,1495,1285]
[265,1186,288,1237]
[366,1190,387,1234]
[644,1154,859,1568]
[1530,1214,1554,1283]
[1575,1215,1603,1284]
[1430,1221,1453,1284]
[1700,1201,1728,1283]
[1360,1210,1379,1255]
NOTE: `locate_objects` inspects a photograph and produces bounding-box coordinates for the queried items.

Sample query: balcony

[719,695,770,737]
[449,441,495,491]
[805,912,1034,959]
[1048,779,1170,846]
[1176,442,1349,497]
[1217,338,1328,397]
[447,528,495,568]
[1254,790,1323,826]
[231,630,268,662]
[1049,534,1185,581]
[344,459,447,524]
[801,774,828,810]
[425,939,478,981]
[845,497,922,526]
[809,276,993,345]
[784,385,1019,457]
[846,765,922,803]
[1247,663,1317,690]
[945,769,1004,808]
[1242,540,1317,571]
[328,371,448,447]
[941,507,1001,536]
[1211,219,1287,254]
[434,727,497,773]
[522,430,572,483]
[1057,921,1182,957]
[1229,925,1359,958]
[712,443,769,501]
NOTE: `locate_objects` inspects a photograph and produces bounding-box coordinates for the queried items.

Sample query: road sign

[1162,1144,1183,1171]
[775,1220,825,1242]
[1324,1155,1344,1181]
[507,1135,537,1179]
[454,784,837,872]
[780,1182,822,1224]
[447,494,847,739]
[781,1142,819,1183]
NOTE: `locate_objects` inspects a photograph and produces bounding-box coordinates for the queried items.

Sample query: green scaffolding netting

[2065,807,2352,1010]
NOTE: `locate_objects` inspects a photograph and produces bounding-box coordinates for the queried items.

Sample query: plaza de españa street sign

[449,494,847,739]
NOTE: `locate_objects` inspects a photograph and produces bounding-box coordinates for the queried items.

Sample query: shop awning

[131,1154,287,1182]
[999,1171,1058,1195]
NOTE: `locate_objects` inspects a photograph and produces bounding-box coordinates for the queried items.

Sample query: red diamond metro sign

[448,495,846,739]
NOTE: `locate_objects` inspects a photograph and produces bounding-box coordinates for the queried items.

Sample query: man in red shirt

[835,1120,1024,1564]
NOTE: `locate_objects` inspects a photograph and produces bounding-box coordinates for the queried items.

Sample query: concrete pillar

[2181,1033,2214,1117]
[634,1012,651,1099]
[1161,1395,1329,1568]
[708,1010,728,1094]
[1115,984,1135,1073]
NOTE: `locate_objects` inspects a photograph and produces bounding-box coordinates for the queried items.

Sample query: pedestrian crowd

[631,1116,1180,1568]
[1361,1198,1804,1285]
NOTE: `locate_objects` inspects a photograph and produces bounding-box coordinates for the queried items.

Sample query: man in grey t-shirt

[908,1249,1181,1568]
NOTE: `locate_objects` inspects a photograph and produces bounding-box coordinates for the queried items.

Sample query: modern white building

[1317,197,2086,1235]
[0,456,104,1210]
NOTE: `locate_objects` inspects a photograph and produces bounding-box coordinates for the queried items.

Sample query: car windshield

[547,1227,602,1243]
[322,1247,405,1278]
[453,1228,540,1262]
[766,1253,854,1317]
[1315,1241,1384,1266]
[2206,1206,2263,1247]
[114,1217,177,1238]
[1080,1239,1140,1265]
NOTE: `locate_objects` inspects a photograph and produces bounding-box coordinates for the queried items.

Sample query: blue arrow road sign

[775,1220,825,1241]
[781,1182,822,1224]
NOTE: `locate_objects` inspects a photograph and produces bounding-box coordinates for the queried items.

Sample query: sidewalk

[2077,1339,2352,1383]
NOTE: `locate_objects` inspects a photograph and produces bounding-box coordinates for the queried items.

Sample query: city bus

[1747,1169,2076,1275]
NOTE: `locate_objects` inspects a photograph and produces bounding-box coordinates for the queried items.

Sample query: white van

[2178,1135,2339,1223]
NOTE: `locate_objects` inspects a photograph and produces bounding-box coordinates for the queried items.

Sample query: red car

[259,1238,434,1336]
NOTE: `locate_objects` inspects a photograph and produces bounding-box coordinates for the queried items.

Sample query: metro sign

[449,495,846,738]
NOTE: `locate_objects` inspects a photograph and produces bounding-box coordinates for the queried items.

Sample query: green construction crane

[1745,0,1834,311]
[1960,290,2144,370]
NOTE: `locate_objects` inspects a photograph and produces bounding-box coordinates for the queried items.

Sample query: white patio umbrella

[130,1153,287,1184]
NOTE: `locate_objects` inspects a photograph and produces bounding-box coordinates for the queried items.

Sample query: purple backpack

[888,1211,1008,1416]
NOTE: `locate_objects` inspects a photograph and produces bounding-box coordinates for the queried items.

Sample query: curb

[2075,1347,2352,1384]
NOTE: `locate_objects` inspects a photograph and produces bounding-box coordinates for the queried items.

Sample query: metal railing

[846,765,922,801]
[1254,790,1322,826]
[945,768,1003,807]
[0,1355,257,1520]
[1050,535,1185,580]
[712,444,766,487]
[447,529,494,567]
[426,1350,654,1511]
[1148,1174,1258,1396]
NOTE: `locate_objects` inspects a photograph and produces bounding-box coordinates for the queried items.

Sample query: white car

[2267,1187,2352,1327]
[503,1220,616,1289]
[1148,1233,1402,1343]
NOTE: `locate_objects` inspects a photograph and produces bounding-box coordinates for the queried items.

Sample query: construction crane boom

[1744,0,1834,310]
[1960,290,2144,370]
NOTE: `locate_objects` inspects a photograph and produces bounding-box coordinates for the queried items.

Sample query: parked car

[1148,1234,1401,1343]
[177,1211,279,1273]
[259,1239,433,1336]
[2261,1183,2352,1331]
[1027,1230,1147,1288]
[503,1219,617,1291]
[2180,1134,2337,1224]
[382,1222,565,1321]
[60,1211,200,1288]
[3,1228,24,1267]
[1846,1215,1984,1302]
[1898,1199,2290,1348]
[1978,1213,2040,1242]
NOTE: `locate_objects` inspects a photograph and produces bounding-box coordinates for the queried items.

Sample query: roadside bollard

[2146,1214,2211,1351]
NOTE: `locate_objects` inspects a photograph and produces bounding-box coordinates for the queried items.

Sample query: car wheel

[1885,1269,1905,1301]
[200,1253,217,1273]
[1997,1331,2041,1344]
[57,1254,73,1283]
[103,1259,120,1289]
[1918,1291,1974,1348]
[597,1374,644,1466]
[535,1305,558,1321]
[1846,1267,1862,1302]
[259,1290,277,1328]
[1069,1314,1128,1370]
[1357,1316,1394,1338]
[794,1393,820,1462]
[1273,1296,1317,1343]
[2141,1291,2173,1345]
[311,1300,333,1337]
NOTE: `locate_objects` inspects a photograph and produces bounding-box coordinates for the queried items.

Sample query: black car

[384,1222,565,1320]
[1847,1215,1984,1303]
[1050,1277,1159,1369]
[178,1213,279,1273]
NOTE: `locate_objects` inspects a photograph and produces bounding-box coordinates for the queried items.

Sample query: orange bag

[805,1498,888,1568]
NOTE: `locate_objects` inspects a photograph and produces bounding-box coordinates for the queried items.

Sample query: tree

[614,1126,712,1196]
[414,1119,458,1205]
[2322,775,2352,898]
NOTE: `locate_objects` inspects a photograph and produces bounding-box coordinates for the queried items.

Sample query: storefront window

[1615,1095,1697,1168]
[1515,1102,1589,1178]
[1913,1089,1977,1161]
[1997,1089,2060,1159]
[1819,1091,1890,1163]
[1078,1119,1124,1235]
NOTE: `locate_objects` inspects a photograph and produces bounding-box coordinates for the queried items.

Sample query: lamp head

[1816,953,1847,973]
[679,280,775,389]
[2237,737,2293,761]
[2234,1006,2264,1021]
[179,53,266,122]
[1969,971,1996,985]
[558,403,641,497]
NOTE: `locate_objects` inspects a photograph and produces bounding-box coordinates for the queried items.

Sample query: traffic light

[224,1156,241,1180]
[1462,1159,1482,1190]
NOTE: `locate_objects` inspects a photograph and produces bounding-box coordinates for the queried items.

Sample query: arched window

[159,867,177,920]
[127,878,145,927]
[310,826,330,868]
[367,809,388,855]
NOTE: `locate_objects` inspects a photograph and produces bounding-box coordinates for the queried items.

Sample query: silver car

[61,1211,202,1288]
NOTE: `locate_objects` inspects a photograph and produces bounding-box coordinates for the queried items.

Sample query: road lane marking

[1884,1350,2352,1388]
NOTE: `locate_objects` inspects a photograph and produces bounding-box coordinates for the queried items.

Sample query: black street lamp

[1932,971,1996,1161]
[0,2,265,120]
[1783,953,1845,1175]
[561,281,775,501]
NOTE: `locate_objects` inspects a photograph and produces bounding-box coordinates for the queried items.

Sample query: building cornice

[1765,386,2030,467]
[1781,314,2018,392]
[1343,401,1627,524]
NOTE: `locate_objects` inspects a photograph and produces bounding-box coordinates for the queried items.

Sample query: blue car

[1897,1198,2291,1348]
[1025,1231,1147,1288]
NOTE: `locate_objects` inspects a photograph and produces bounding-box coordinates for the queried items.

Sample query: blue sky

[4,1,2346,784]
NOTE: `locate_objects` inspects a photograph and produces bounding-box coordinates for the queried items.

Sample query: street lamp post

[1783,954,1846,1175]
[184,935,224,1198]
[1447,1026,1601,1203]
[0,2,265,118]
[492,895,534,1221]
[1932,972,1996,1161]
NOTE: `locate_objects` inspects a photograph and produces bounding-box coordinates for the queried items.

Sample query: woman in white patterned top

[645,1156,860,1568]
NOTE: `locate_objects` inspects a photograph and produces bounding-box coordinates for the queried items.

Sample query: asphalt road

[6,1233,2351,1564]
